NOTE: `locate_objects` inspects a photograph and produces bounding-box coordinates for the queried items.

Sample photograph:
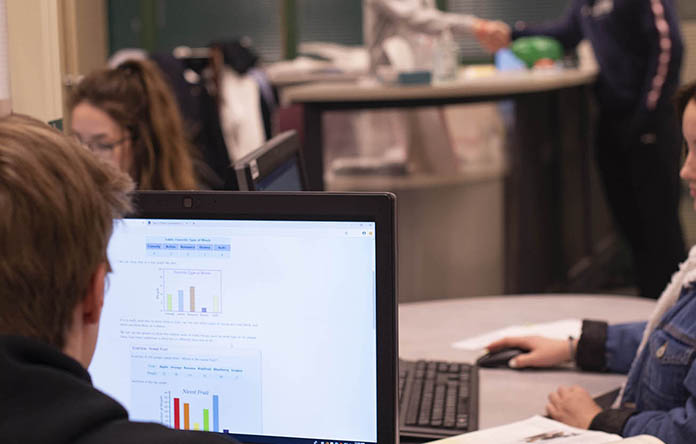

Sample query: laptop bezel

[121,191,398,444]
[231,130,309,191]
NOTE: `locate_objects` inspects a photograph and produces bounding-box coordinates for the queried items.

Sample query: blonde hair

[69,59,198,190]
[0,114,133,348]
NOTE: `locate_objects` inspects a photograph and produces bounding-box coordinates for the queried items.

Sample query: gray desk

[280,68,597,191]
[280,68,616,297]
[398,295,655,429]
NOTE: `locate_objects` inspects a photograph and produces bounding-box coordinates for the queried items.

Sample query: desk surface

[281,68,597,105]
[398,295,655,429]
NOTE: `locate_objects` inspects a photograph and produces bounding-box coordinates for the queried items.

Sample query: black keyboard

[399,359,478,441]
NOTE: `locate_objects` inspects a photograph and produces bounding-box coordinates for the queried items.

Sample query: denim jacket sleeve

[606,322,648,374]
[576,320,646,373]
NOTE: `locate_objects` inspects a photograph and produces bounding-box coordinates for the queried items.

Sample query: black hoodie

[0,335,234,444]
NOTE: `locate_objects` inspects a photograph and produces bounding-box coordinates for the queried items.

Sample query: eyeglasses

[73,135,130,153]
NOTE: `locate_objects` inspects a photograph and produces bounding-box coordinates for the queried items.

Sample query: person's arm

[486,320,646,371]
[576,321,647,374]
[590,399,696,443]
[510,0,583,50]
[369,0,477,36]
[630,0,683,137]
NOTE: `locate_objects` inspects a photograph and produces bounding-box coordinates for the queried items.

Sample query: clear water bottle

[433,30,459,83]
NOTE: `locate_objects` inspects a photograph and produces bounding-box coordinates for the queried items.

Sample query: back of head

[0,115,133,348]
[69,59,198,190]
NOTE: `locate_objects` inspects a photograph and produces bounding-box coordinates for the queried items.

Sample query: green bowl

[511,36,564,68]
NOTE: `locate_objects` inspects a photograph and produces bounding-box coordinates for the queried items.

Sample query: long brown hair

[69,59,198,190]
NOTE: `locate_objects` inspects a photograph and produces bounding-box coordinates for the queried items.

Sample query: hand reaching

[547,385,602,429]
[473,19,512,53]
[485,336,577,368]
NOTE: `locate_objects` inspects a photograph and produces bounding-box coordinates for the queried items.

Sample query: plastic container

[511,36,564,68]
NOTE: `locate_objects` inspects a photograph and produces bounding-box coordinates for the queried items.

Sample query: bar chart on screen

[129,347,262,433]
[165,390,221,432]
[160,269,223,314]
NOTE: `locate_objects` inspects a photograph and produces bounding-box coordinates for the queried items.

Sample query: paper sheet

[429,416,621,444]
[451,319,582,350]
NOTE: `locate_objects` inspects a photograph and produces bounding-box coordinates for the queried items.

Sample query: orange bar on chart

[184,403,190,430]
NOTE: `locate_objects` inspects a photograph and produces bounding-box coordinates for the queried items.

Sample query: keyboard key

[456,414,468,429]
[457,393,469,414]
[444,383,458,427]
[405,380,423,425]
[417,380,435,426]
[431,383,446,425]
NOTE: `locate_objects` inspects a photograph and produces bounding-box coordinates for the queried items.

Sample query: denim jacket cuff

[576,320,608,371]
[589,408,636,435]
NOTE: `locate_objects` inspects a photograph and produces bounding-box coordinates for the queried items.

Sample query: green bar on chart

[203,409,209,431]
[167,294,173,311]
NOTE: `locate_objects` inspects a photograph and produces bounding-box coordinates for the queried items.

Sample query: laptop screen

[89,217,378,444]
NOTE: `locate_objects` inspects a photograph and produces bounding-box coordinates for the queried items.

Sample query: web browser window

[90,218,378,444]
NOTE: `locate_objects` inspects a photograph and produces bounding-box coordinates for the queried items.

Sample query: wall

[107,0,573,62]
[683,20,696,84]
[0,0,10,117]
[108,0,282,62]
[61,0,107,77]
[60,0,107,127]
[6,0,63,122]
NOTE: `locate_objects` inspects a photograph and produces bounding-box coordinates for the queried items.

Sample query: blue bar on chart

[213,395,220,432]
[178,290,184,312]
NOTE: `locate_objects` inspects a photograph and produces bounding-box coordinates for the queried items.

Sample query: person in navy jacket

[480,0,686,299]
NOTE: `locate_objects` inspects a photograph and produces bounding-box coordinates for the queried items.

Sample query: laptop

[226,131,308,191]
[88,191,397,444]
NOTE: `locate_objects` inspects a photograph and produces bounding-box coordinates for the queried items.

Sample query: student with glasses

[69,59,199,190]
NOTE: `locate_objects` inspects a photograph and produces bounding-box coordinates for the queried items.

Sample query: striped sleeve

[644,0,674,110]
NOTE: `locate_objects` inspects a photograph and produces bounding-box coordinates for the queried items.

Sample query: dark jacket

[512,0,683,130]
[576,286,696,443]
[0,335,233,444]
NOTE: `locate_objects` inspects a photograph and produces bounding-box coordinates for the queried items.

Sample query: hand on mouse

[485,336,577,368]
[546,385,602,429]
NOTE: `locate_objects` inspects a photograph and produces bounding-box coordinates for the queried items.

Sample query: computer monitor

[229,131,308,191]
[88,191,397,444]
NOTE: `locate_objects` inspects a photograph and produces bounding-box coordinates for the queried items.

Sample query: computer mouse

[476,347,526,368]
